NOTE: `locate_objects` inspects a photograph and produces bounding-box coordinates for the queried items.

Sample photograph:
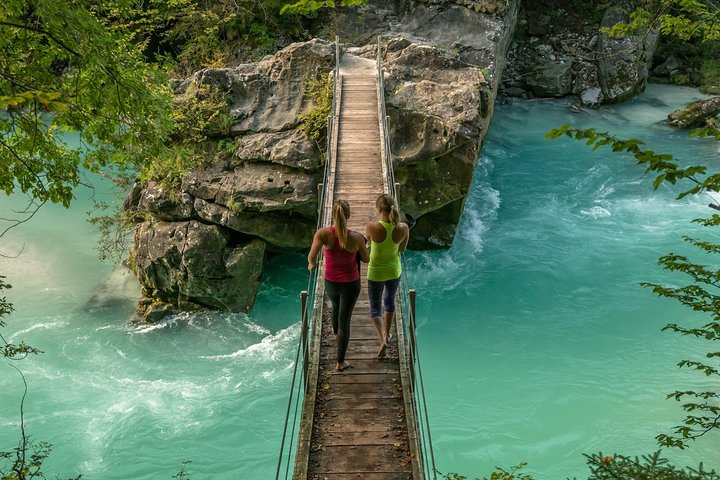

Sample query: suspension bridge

[277,38,436,480]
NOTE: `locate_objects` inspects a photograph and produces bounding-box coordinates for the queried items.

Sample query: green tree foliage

[96,0,302,76]
[0,0,173,230]
[580,451,719,479]
[604,0,720,92]
[604,0,720,42]
[0,277,39,360]
[280,0,367,16]
[444,452,719,479]
[441,463,532,480]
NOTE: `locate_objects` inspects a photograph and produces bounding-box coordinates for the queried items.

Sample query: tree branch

[0,21,80,57]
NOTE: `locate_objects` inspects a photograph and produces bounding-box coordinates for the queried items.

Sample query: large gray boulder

[133,220,266,317]
[597,2,659,103]
[234,130,321,171]
[525,61,574,97]
[175,40,335,134]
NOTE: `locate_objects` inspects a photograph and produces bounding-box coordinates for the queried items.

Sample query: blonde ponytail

[389,205,399,226]
[332,199,351,249]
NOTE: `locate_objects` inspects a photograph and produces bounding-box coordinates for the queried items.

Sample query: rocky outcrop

[127,40,331,321]
[127,0,523,320]
[377,0,519,248]
[133,220,266,318]
[667,96,720,128]
[501,23,599,102]
[379,39,491,249]
[501,1,659,106]
[596,2,659,104]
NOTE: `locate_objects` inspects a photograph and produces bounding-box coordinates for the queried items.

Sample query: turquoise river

[1,84,719,478]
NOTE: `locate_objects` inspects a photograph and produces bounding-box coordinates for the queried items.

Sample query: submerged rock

[667,96,720,128]
[83,266,141,313]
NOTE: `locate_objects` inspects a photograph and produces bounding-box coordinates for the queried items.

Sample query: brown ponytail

[376,194,399,226]
[332,199,351,249]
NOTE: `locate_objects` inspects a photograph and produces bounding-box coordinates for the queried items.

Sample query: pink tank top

[324,227,359,282]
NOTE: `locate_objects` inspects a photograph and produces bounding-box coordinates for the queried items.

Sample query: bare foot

[386,333,393,344]
[377,342,387,358]
[335,361,352,372]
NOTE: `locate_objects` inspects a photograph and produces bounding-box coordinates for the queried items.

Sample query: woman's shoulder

[315,226,335,241]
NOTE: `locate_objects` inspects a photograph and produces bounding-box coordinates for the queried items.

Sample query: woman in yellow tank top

[365,194,409,357]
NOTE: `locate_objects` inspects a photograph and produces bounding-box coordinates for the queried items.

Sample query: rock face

[127,40,331,321]
[501,1,659,106]
[379,39,491,249]
[380,0,520,248]
[596,2,659,104]
[134,220,265,314]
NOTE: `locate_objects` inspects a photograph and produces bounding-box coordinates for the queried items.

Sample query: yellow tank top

[367,221,402,281]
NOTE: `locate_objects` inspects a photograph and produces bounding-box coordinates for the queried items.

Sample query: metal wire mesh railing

[275,36,341,480]
[377,35,438,480]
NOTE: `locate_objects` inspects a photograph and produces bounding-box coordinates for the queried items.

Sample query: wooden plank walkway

[293,53,421,480]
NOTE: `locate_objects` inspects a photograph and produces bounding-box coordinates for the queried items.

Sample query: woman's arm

[308,228,326,270]
[352,232,370,263]
[398,223,410,253]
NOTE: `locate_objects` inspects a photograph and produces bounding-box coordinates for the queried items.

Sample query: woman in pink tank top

[308,200,369,371]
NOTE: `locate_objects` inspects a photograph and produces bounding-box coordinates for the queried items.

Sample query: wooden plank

[319,359,397,375]
[319,382,402,398]
[315,407,403,428]
[310,473,412,480]
[309,445,412,474]
[315,430,409,447]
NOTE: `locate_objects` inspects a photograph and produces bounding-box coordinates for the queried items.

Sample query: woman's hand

[307,228,325,271]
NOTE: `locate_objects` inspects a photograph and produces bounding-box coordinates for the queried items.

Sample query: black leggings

[325,279,361,363]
